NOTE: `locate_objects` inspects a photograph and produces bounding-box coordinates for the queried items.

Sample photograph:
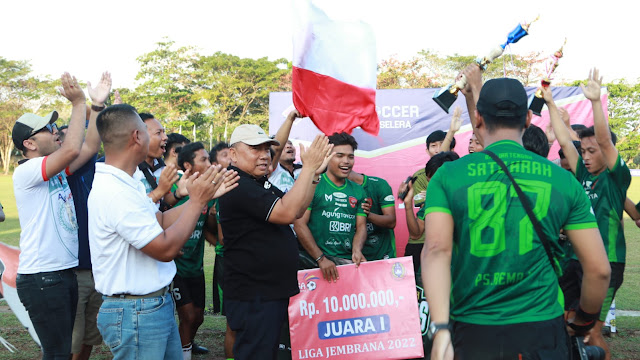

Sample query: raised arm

[440,107,462,152]
[581,68,618,170]
[45,73,86,179]
[268,135,332,224]
[68,72,111,173]
[543,87,580,174]
[459,64,483,144]
[270,110,300,172]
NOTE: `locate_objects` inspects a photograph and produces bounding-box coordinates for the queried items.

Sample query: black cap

[476,78,528,118]
[12,111,59,151]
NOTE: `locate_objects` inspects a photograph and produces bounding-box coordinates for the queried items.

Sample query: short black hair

[139,113,155,122]
[523,124,550,157]
[578,126,617,145]
[177,142,205,171]
[165,133,190,158]
[426,130,445,146]
[210,141,229,163]
[558,140,582,159]
[425,151,460,179]
[96,104,140,148]
[425,130,456,150]
[328,132,358,150]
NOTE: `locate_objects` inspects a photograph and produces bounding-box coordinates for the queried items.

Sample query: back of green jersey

[308,174,366,259]
[424,140,597,325]
[576,154,631,263]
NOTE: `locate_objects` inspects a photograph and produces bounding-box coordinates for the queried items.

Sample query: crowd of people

[9,65,640,360]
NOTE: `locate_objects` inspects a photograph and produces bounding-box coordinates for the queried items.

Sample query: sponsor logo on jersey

[321,210,355,219]
[330,221,352,232]
[384,195,394,202]
[325,194,333,202]
[349,196,358,208]
[333,192,347,199]
[264,181,272,189]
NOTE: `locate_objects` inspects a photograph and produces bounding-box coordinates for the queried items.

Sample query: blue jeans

[97,292,181,360]
[16,269,78,360]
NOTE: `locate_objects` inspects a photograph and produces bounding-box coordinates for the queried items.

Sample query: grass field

[0,175,639,359]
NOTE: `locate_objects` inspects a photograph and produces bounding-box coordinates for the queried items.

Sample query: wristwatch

[427,322,449,341]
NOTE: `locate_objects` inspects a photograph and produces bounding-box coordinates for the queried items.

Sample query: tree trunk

[2,145,13,174]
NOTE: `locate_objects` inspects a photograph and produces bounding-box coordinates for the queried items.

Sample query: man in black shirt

[219,124,331,360]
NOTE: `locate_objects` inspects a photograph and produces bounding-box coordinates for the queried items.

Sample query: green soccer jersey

[409,168,429,245]
[174,197,213,278]
[576,154,631,263]
[424,140,597,325]
[308,173,367,259]
[361,175,396,260]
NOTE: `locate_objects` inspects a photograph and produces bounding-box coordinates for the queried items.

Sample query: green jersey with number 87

[424,140,597,325]
[307,173,367,259]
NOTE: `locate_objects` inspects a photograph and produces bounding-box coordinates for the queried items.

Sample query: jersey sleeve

[13,157,47,189]
[563,179,598,231]
[608,154,632,190]
[376,178,395,209]
[416,204,426,220]
[423,164,451,216]
[114,194,164,250]
[356,184,367,217]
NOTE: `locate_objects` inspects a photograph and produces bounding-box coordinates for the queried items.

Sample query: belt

[108,286,169,299]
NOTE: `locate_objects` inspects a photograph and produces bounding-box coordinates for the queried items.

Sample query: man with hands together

[88,104,236,359]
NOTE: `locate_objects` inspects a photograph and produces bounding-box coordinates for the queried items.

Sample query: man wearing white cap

[218,124,332,360]
[12,72,109,358]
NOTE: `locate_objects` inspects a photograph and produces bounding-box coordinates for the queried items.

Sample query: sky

[2,0,638,89]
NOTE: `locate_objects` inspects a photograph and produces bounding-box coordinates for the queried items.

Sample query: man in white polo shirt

[88,104,235,359]
[12,72,107,359]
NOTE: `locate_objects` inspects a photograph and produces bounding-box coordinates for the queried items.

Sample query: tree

[193,52,289,141]
[0,58,62,174]
[132,39,200,132]
[605,81,640,167]
[376,51,546,90]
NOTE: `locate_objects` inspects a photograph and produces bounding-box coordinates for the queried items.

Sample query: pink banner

[289,257,423,359]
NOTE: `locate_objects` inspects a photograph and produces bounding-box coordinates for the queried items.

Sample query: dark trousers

[451,315,570,360]
[226,296,288,360]
[16,269,78,360]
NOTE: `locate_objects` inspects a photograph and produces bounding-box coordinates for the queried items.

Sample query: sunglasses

[30,123,58,137]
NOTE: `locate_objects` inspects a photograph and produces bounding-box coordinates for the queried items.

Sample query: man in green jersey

[422,68,611,360]
[348,171,396,260]
[550,68,631,360]
[172,142,217,359]
[295,132,368,282]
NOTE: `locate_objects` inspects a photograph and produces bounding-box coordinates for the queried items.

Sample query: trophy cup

[433,16,539,113]
[529,39,566,116]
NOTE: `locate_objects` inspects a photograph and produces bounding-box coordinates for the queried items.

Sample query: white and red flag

[292,0,379,136]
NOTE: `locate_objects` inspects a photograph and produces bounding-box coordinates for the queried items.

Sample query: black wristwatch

[427,322,450,341]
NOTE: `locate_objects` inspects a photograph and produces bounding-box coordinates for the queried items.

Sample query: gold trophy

[433,16,539,113]
[529,39,566,116]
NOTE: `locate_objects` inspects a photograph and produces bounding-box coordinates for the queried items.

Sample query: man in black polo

[218,124,331,360]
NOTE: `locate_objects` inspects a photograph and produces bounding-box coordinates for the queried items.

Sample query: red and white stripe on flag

[292,0,379,136]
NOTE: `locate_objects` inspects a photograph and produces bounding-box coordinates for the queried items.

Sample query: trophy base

[433,85,457,113]
[528,95,545,116]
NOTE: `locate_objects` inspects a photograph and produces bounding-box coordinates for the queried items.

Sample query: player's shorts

[559,259,624,321]
[71,269,103,353]
[452,315,570,360]
[171,274,205,309]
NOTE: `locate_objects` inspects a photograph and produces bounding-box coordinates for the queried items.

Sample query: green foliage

[606,81,640,167]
